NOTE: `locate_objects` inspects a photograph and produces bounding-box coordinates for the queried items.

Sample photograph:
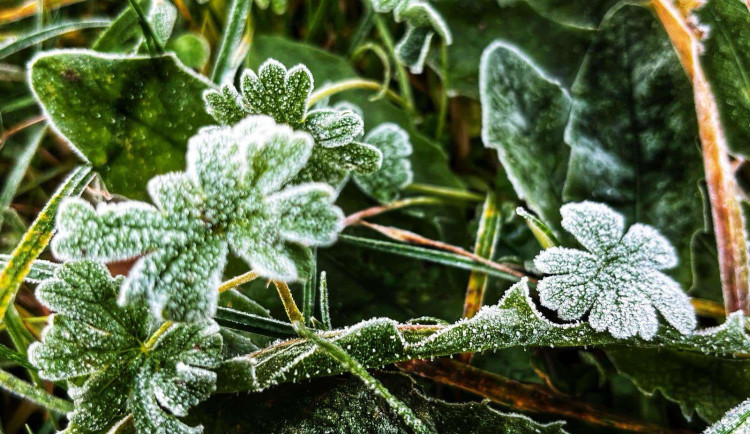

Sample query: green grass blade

[0,126,45,230]
[210,0,251,83]
[215,307,296,338]
[0,342,33,369]
[0,19,110,59]
[0,255,57,283]
[339,234,520,282]
[0,166,92,322]
[0,368,72,414]
[462,193,501,319]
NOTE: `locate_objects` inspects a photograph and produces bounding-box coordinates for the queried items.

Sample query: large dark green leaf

[511,0,618,29]
[563,3,703,286]
[696,0,750,157]
[30,50,215,199]
[480,41,570,234]
[191,372,567,433]
[608,348,750,423]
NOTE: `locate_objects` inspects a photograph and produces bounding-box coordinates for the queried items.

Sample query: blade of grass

[318,271,331,330]
[302,248,317,326]
[0,368,72,415]
[0,19,110,60]
[211,0,252,83]
[339,234,522,282]
[0,0,84,23]
[0,256,57,283]
[214,306,296,338]
[0,342,34,369]
[0,126,45,231]
[0,165,92,322]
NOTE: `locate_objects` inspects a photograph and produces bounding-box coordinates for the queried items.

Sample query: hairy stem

[218,270,260,293]
[399,358,693,434]
[652,0,750,315]
[273,280,305,325]
[142,321,173,352]
[308,78,408,108]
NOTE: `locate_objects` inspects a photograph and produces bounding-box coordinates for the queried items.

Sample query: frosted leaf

[353,123,413,203]
[705,398,750,434]
[28,261,222,433]
[371,0,452,74]
[203,59,382,189]
[53,115,344,322]
[534,201,696,340]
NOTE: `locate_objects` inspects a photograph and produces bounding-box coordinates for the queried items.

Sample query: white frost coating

[705,397,750,434]
[534,201,697,340]
[52,115,345,322]
[353,123,413,203]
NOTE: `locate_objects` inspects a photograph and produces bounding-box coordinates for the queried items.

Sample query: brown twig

[359,221,530,281]
[0,115,46,150]
[652,0,750,315]
[344,196,446,226]
[399,358,695,434]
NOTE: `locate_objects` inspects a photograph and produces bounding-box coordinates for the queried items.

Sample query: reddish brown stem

[652,0,750,315]
[399,358,695,434]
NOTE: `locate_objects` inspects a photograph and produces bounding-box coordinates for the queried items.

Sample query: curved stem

[345,196,448,226]
[218,270,260,293]
[308,78,408,108]
[373,14,415,110]
[142,321,173,352]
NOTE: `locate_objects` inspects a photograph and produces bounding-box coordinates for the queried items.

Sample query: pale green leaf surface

[29,261,222,434]
[353,123,413,203]
[480,41,570,235]
[92,0,176,53]
[52,117,344,322]
[534,202,696,339]
[168,33,211,69]
[30,50,215,200]
[563,3,703,287]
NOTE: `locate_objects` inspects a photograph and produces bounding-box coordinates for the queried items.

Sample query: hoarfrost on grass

[534,201,696,340]
[52,115,344,322]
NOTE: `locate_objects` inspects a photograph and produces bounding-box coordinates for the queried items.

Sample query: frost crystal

[52,116,345,322]
[370,0,453,74]
[533,201,696,340]
[352,123,413,202]
[28,261,222,433]
[203,59,382,189]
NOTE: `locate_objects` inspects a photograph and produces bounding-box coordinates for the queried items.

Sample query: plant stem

[0,368,73,415]
[308,78,408,109]
[359,221,529,281]
[345,196,447,226]
[652,0,750,316]
[142,321,173,352]
[373,14,414,110]
[272,280,429,433]
[218,270,260,293]
[435,41,449,140]
[399,358,692,434]
[405,183,484,202]
[127,0,163,53]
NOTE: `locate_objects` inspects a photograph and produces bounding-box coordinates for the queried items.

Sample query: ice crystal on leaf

[370,0,453,74]
[52,116,345,322]
[203,59,382,189]
[352,123,413,202]
[28,261,222,434]
[534,201,696,340]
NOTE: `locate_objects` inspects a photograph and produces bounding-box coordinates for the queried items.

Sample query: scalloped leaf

[352,123,413,203]
[52,116,344,322]
[28,261,222,434]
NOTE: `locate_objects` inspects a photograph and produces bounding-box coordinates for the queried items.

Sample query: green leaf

[191,372,567,433]
[563,3,703,287]
[52,116,344,322]
[353,123,413,203]
[480,41,570,235]
[696,0,750,157]
[0,165,92,322]
[168,33,211,69]
[511,0,618,29]
[608,348,750,423]
[211,0,251,83]
[216,278,750,393]
[29,261,222,433]
[706,398,750,434]
[92,0,176,53]
[29,50,215,200]
[534,201,696,339]
[0,19,110,59]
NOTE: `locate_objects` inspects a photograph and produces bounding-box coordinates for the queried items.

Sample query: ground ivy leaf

[608,348,750,423]
[216,278,744,393]
[480,41,571,236]
[52,116,344,322]
[563,2,703,288]
[28,261,222,434]
[29,50,215,200]
[353,123,413,203]
[696,0,750,158]
[203,59,377,189]
[534,201,696,340]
